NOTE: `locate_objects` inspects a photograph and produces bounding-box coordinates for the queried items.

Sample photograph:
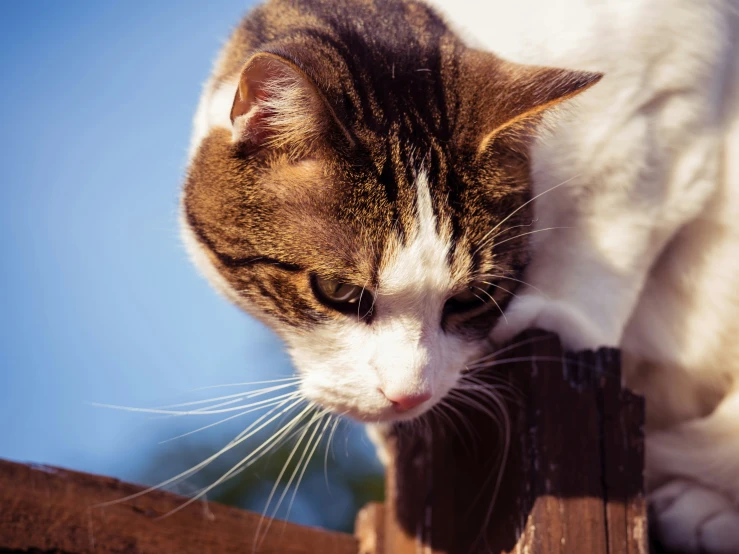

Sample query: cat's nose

[387,392,432,413]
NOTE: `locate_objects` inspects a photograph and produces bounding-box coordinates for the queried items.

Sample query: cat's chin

[340,402,436,424]
[316,393,440,424]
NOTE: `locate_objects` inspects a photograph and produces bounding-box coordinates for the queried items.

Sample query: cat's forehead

[185,129,464,278]
[183,119,531,328]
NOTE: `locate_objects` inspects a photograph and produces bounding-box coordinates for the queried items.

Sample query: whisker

[473,285,508,324]
[255,410,329,550]
[156,402,316,520]
[470,290,486,304]
[479,280,518,300]
[455,379,518,401]
[486,220,537,242]
[446,381,511,547]
[255,410,317,547]
[474,392,510,546]
[475,272,546,296]
[488,226,571,251]
[431,402,476,454]
[464,334,552,369]
[93,391,302,417]
[157,392,251,410]
[179,377,301,393]
[457,374,517,391]
[472,175,580,256]
[285,415,331,524]
[447,390,503,430]
[93,396,304,508]
[171,396,249,413]
[213,402,318,486]
[159,392,304,444]
[357,276,374,322]
[154,382,300,412]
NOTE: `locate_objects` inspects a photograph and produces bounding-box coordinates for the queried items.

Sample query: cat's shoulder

[429,0,730,74]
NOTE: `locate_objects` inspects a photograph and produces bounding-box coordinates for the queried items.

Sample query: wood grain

[377,330,647,554]
[0,459,357,554]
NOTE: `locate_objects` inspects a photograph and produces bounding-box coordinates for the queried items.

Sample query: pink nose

[387,392,432,413]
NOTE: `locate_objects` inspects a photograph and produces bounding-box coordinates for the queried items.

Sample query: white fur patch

[290,170,482,421]
[430,5,739,548]
[651,479,739,553]
[188,81,237,161]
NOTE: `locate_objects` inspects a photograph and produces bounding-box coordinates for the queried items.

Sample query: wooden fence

[0,331,647,553]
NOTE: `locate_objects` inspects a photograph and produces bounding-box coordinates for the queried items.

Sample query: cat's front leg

[647,390,739,552]
[489,220,657,351]
[651,479,739,554]
[491,292,613,351]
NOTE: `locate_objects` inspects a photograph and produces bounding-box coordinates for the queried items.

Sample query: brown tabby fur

[182,0,599,331]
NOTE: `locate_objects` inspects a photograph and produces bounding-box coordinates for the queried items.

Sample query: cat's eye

[443,280,500,315]
[314,277,364,303]
[311,275,374,320]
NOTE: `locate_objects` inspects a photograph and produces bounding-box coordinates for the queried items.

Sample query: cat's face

[182,28,598,422]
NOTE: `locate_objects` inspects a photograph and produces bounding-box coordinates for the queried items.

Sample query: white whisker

[472,175,580,256]
[255,410,329,550]
[475,273,546,295]
[180,377,301,393]
[159,392,304,444]
[94,396,304,508]
[465,334,553,367]
[93,391,299,417]
[473,285,508,324]
[285,415,331,522]
[480,280,518,300]
[489,226,571,250]
[155,382,300,411]
[157,402,315,519]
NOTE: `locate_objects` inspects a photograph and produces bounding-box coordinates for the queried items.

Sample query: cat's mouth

[306,386,445,424]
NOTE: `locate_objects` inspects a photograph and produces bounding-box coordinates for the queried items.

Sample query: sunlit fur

[182,0,596,425]
[287,170,485,421]
[429,0,739,550]
[180,0,739,550]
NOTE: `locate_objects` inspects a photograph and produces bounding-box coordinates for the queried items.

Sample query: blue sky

[0,1,366,484]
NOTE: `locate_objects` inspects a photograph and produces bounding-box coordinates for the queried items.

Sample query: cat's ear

[470,56,602,156]
[230,53,350,153]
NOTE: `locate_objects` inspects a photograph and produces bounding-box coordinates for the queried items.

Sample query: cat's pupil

[313,276,366,305]
[332,283,360,303]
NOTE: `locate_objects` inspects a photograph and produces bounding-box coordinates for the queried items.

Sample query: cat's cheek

[490,294,612,351]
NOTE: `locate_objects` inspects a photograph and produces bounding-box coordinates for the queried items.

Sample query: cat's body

[182,0,739,550]
[429,1,739,550]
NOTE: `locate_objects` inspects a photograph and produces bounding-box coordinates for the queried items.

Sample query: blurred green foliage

[139,419,384,533]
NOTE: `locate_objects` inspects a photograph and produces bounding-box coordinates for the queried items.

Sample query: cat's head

[182,13,598,422]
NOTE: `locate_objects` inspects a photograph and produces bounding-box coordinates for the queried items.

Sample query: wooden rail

[357,330,647,554]
[0,331,647,553]
[0,459,357,553]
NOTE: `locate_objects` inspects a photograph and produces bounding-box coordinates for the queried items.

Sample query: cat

[181,0,739,551]
[427,0,739,551]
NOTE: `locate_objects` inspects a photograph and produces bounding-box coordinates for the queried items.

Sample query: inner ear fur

[462,52,602,156]
[230,52,352,154]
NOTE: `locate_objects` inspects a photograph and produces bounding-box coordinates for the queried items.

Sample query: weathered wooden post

[356,330,647,554]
